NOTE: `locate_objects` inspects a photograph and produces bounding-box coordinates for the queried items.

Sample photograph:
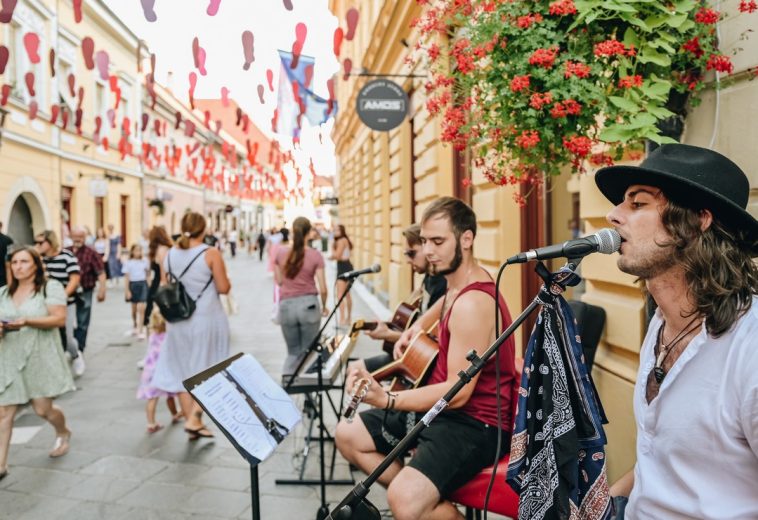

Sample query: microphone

[337,263,382,280]
[506,228,621,264]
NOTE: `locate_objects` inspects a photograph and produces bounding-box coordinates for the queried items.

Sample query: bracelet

[384,391,397,411]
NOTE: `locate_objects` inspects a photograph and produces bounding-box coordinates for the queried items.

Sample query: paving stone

[64,474,142,502]
[189,465,251,491]
[117,481,196,511]
[79,455,169,481]
[181,487,252,517]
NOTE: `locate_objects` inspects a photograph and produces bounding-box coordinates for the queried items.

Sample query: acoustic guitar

[353,298,421,354]
[370,323,440,392]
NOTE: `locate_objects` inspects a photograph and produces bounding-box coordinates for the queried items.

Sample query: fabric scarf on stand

[506,267,612,520]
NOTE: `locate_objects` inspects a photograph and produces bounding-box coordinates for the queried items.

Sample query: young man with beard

[357,223,447,372]
[596,144,758,519]
[335,197,519,520]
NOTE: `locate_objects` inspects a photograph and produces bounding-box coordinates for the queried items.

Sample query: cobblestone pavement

[0,251,395,519]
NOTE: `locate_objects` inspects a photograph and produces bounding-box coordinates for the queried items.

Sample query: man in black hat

[596,144,758,518]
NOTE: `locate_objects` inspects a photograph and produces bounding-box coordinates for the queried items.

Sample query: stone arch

[3,177,52,246]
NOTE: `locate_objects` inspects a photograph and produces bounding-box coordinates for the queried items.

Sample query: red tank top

[426,281,518,429]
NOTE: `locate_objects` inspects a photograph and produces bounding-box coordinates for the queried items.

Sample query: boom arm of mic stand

[284,277,357,392]
[327,260,581,519]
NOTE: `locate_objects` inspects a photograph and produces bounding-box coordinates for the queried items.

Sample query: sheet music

[191,374,279,461]
[226,355,302,432]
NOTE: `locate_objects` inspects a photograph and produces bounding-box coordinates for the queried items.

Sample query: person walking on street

[106,224,123,287]
[275,217,328,374]
[228,229,238,258]
[35,231,81,365]
[0,247,76,480]
[330,224,353,327]
[142,226,172,335]
[69,226,106,377]
[597,144,758,519]
[124,244,150,340]
[150,212,231,440]
[137,310,180,433]
[256,230,267,261]
[0,222,13,288]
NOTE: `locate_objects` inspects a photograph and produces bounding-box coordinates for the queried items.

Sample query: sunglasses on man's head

[403,249,417,259]
[34,240,45,245]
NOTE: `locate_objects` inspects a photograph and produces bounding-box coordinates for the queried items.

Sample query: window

[95,81,107,130]
[6,18,47,108]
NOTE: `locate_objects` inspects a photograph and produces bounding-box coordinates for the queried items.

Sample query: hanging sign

[88,179,108,197]
[356,79,408,131]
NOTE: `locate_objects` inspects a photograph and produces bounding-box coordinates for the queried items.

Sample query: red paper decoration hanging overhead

[140,0,157,22]
[333,27,344,58]
[95,50,109,81]
[345,8,359,41]
[241,30,254,71]
[207,0,221,16]
[94,115,102,135]
[283,0,293,10]
[0,46,8,75]
[266,69,274,91]
[72,0,83,23]
[221,86,230,107]
[290,22,307,69]
[0,0,17,24]
[67,73,76,97]
[0,84,9,105]
[50,104,59,124]
[257,84,265,104]
[49,48,55,77]
[81,37,95,70]
[304,64,313,88]
[188,71,197,108]
[23,32,40,64]
[174,111,182,129]
[28,100,38,120]
[24,71,35,96]
[140,113,149,132]
[342,58,352,81]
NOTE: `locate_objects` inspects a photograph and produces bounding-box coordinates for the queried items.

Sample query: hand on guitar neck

[353,300,420,355]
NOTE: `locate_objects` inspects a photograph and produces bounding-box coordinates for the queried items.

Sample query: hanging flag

[274,50,337,138]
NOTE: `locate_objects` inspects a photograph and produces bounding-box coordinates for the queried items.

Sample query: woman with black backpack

[150,212,231,440]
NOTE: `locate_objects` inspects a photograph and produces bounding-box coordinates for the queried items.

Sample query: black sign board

[356,79,409,131]
[319,197,339,205]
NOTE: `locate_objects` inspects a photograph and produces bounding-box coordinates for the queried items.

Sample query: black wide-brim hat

[595,143,758,249]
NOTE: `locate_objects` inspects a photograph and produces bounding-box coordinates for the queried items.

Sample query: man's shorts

[360,408,509,496]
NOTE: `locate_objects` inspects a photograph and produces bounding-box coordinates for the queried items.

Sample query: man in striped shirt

[36,230,81,368]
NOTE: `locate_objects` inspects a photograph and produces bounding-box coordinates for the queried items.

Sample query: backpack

[154,247,212,323]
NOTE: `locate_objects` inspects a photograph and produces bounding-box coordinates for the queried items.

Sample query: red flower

[593,39,628,57]
[682,37,704,58]
[563,135,592,157]
[529,92,553,110]
[618,75,643,88]
[694,7,720,24]
[515,130,540,149]
[510,74,531,92]
[549,0,577,16]
[452,39,476,74]
[590,153,614,166]
[461,178,472,188]
[427,43,440,61]
[550,102,567,118]
[706,54,734,74]
[739,0,758,12]
[516,13,543,28]
[563,98,582,115]
[529,47,558,68]
[564,61,591,79]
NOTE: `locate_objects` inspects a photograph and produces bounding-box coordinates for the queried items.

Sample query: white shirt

[228,230,238,242]
[627,297,758,519]
[123,258,149,282]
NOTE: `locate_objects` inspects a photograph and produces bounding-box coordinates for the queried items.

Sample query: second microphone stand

[326,260,581,519]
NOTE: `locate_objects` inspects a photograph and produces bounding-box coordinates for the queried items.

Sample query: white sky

[108,0,340,176]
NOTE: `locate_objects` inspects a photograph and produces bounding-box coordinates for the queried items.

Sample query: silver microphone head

[594,228,622,254]
[371,263,382,273]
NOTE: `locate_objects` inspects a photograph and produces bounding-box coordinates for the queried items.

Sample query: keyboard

[282,326,361,393]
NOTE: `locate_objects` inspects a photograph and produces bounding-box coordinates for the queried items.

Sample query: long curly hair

[659,200,758,337]
[284,217,312,279]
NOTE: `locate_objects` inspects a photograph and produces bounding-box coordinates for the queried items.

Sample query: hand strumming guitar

[394,325,419,360]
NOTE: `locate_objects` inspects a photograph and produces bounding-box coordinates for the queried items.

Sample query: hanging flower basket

[413,0,756,202]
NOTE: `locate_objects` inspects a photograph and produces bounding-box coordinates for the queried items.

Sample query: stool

[449,456,519,519]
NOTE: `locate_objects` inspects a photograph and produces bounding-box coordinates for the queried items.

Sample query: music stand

[279,276,358,520]
[184,353,301,520]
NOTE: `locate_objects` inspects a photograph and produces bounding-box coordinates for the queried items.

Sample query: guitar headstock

[343,378,370,422]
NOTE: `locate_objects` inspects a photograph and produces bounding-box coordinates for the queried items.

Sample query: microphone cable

[482,259,511,519]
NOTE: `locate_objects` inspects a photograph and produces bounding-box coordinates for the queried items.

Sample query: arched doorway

[8,195,35,246]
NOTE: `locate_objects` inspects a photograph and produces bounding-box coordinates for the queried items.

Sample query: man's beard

[431,240,463,276]
[617,244,677,280]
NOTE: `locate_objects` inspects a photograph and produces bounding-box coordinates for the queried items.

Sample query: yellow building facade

[330,0,758,485]
[1,0,145,247]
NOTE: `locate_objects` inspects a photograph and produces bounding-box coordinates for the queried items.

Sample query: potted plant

[414,0,756,202]
[147,198,165,215]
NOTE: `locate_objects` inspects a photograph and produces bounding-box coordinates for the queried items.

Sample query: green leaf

[605,1,638,12]
[627,17,651,31]
[672,0,696,13]
[666,13,688,28]
[599,124,636,143]
[640,79,672,100]
[650,38,676,53]
[646,105,676,119]
[623,27,640,47]
[627,112,657,129]
[644,131,679,144]
[644,15,669,29]
[609,96,641,112]
[638,48,672,67]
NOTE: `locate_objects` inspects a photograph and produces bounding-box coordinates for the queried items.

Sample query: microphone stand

[281,274,361,520]
[326,260,580,519]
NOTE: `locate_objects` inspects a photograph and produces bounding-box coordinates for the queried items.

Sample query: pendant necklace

[653,315,702,384]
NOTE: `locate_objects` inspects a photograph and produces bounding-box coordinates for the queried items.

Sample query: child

[136,311,181,433]
[123,244,150,339]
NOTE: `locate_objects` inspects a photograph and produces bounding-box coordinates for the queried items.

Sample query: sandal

[184,425,214,440]
[0,467,7,481]
[171,412,184,424]
[146,423,164,434]
[49,430,71,458]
